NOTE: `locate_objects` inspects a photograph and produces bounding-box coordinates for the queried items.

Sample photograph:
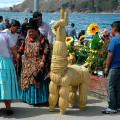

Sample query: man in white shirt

[3,29,18,44]
[33,11,53,46]
[2,19,20,44]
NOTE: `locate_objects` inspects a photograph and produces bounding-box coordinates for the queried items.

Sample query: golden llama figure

[49,8,89,114]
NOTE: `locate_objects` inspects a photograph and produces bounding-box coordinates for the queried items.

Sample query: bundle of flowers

[86,37,110,74]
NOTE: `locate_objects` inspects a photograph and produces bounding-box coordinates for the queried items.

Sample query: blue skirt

[19,80,50,104]
[0,57,19,100]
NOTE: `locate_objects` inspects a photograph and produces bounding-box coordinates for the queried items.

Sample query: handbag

[33,63,50,83]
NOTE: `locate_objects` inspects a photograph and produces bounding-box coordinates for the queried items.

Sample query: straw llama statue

[49,8,89,114]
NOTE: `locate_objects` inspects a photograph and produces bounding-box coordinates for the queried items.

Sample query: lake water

[0,12,120,40]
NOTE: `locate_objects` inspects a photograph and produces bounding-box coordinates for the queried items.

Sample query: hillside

[11,0,120,13]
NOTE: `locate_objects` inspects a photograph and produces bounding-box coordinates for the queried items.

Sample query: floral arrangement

[67,43,79,57]
[51,22,111,76]
[86,33,110,74]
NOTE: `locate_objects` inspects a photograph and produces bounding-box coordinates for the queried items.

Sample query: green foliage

[76,1,88,12]
[88,0,95,12]
[67,40,91,65]
[88,0,119,12]
[62,2,69,9]
[67,42,79,56]
[93,0,119,12]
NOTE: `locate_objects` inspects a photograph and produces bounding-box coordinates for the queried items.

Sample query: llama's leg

[59,86,70,114]
[68,86,78,108]
[49,81,59,112]
[79,83,88,110]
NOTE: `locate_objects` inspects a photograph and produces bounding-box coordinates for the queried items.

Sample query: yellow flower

[66,37,73,46]
[53,29,57,34]
[94,71,97,74]
[87,57,90,61]
[89,62,92,66]
[87,23,101,35]
[78,35,86,44]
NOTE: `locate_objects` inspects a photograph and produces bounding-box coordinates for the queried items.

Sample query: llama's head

[53,8,68,42]
[53,8,68,30]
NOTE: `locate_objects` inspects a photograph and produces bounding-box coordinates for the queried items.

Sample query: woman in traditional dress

[17,18,51,104]
[0,28,19,115]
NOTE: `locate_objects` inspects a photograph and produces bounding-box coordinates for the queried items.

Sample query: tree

[95,0,102,12]
[61,2,69,9]
[88,0,95,12]
[76,1,88,12]
[9,7,13,12]
[112,0,118,9]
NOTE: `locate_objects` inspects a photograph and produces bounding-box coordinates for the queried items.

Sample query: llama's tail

[81,63,88,67]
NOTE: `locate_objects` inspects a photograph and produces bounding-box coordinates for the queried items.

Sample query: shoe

[6,110,14,115]
[101,107,117,114]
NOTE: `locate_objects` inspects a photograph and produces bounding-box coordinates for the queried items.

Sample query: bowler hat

[27,18,38,30]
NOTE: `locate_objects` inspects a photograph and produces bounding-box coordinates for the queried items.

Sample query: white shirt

[2,29,18,44]
[38,22,53,45]
[0,22,6,31]
[0,34,15,58]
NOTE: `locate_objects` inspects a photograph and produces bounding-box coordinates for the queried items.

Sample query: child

[102,21,120,114]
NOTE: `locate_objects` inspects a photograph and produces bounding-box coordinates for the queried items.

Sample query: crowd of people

[0,11,120,116]
[0,12,52,115]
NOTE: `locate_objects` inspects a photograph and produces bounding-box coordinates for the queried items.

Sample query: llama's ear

[61,7,64,19]
[65,9,68,25]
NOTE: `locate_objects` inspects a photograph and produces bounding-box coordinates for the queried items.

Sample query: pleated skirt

[19,80,50,104]
[0,57,19,100]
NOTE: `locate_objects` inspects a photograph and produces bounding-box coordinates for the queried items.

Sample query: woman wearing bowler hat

[17,18,51,104]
